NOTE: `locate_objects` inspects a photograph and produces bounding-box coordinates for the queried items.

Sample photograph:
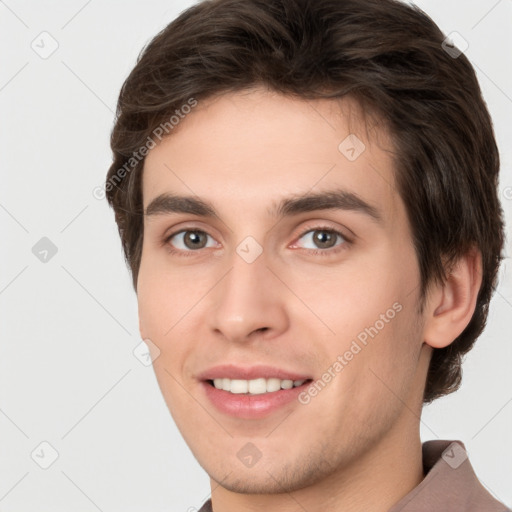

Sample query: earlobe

[423,247,482,349]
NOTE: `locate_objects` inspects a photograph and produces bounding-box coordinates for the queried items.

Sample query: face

[137,88,430,494]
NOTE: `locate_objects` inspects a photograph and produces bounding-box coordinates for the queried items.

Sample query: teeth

[212,377,307,394]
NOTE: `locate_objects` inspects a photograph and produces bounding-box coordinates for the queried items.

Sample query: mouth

[197,364,314,418]
[201,377,314,419]
[206,377,313,395]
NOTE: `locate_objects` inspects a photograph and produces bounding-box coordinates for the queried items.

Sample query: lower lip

[201,380,311,419]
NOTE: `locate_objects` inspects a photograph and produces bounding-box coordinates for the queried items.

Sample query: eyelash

[162,225,352,258]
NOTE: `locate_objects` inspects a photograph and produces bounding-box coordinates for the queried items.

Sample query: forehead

[142,88,401,226]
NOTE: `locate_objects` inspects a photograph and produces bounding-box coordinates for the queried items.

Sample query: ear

[423,247,483,349]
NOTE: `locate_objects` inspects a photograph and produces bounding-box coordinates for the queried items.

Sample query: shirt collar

[389,439,509,512]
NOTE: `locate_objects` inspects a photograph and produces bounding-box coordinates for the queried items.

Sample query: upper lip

[197,364,312,382]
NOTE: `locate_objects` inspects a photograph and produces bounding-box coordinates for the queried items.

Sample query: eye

[293,226,349,254]
[165,229,217,253]
[162,225,351,257]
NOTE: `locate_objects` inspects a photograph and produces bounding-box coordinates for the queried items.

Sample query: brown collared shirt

[198,440,510,511]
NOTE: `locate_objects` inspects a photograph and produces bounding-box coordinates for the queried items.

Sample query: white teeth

[211,377,307,394]
[281,379,293,390]
[248,378,266,394]
[230,379,248,394]
[266,378,282,392]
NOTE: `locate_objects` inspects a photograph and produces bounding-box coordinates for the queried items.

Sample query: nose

[207,248,289,344]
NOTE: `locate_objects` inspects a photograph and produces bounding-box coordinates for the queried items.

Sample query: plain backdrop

[1,1,511,510]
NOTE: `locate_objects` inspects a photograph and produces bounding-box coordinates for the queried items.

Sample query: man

[105,0,509,510]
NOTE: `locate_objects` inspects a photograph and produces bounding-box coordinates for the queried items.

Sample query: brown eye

[311,230,338,249]
[296,228,347,251]
[166,230,214,251]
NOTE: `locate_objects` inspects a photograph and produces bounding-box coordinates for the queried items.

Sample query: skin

[137,87,482,512]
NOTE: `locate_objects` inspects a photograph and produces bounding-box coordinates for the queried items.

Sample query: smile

[210,377,310,394]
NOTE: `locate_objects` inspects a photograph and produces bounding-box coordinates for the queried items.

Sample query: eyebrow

[144,188,383,224]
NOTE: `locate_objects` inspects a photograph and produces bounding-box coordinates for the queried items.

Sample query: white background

[1,0,511,510]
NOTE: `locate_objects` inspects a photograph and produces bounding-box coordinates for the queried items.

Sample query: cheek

[137,243,195,323]
[319,304,422,446]
[290,256,405,342]
[303,249,421,396]
[137,267,192,415]
[346,296,423,406]
[137,283,168,340]
[136,255,178,344]
[137,258,201,377]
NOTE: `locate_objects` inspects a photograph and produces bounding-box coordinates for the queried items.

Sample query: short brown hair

[105,0,505,403]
